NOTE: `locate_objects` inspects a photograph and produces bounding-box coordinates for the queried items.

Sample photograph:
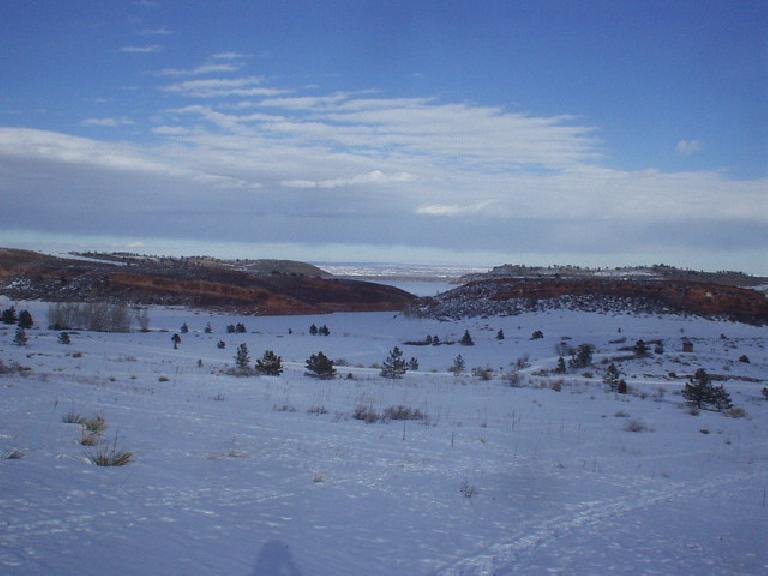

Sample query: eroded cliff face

[418,277,768,324]
[0,248,414,315]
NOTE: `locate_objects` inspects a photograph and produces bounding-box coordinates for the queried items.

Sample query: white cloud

[120,44,162,54]
[160,77,284,98]
[140,26,171,36]
[151,126,190,135]
[82,117,134,127]
[156,63,242,77]
[210,52,249,60]
[281,170,415,189]
[676,139,701,156]
[416,202,491,216]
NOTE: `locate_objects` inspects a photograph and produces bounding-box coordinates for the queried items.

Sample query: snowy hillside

[1,300,766,575]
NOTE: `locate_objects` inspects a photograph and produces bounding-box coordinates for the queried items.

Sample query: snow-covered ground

[1,299,766,575]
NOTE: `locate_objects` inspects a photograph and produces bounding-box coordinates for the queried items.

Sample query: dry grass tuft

[62,411,85,424]
[83,415,106,434]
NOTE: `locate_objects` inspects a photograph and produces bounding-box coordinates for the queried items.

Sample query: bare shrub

[459,480,477,499]
[48,302,130,332]
[83,415,106,434]
[90,446,133,466]
[613,410,630,418]
[133,307,150,331]
[624,418,650,433]
[307,405,328,415]
[503,371,524,387]
[471,367,494,381]
[383,405,426,421]
[353,404,380,423]
[724,407,747,418]
[62,411,85,424]
[79,431,99,446]
[272,403,296,412]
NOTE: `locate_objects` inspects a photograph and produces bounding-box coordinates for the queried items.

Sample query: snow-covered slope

[1,300,766,575]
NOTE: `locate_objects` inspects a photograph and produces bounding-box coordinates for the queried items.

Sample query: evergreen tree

[235,343,250,369]
[380,346,406,379]
[683,368,733,411]
[235,322,246,333]
[180,322,189,334]
[18,310,33,329]
[634,339,648,357]
[555,356,567,374]
[459,330,474,346]
[1,307,16,325]
[496,329,505,340]
[217,340,226,349]
[432,335,440,345]
[204,322,212,334]
[13,326,27,346]
[408,357,419,371]
[255,350,283,375]
[309,324,318,336]
[57,332,71,345]
[569,344,593,368]
[603,363,621,391]
[306,351,336,379]
[226,324,236,334]
[425,335,433,345]
[319,325,330,336]
[450,354,465,374]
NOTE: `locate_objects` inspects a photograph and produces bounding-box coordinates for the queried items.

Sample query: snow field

[1,300,767,575]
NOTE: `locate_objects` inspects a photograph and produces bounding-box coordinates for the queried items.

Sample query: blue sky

[1,1,766,272]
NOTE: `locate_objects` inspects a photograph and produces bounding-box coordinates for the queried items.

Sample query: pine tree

[18,310,33,329]
[459,330,474,346]
[450,354,465,374]
[235,343,250,370]
[57,332,71,344]
[180,322,189,333]
[380,346,406,379]
[555,356,567,374]
[13,326,27,346]
[634,339,648,357]
[235,322,246,333]
[255,350,283,375]
[204,322,212,334]
[309,324,318,336]
[603,363,620,391]
[226,324,236,334]
[496,329,505,340]
[408,357,419,371]
[217,340,226,349]
[569,344,593,368]
[1,307,16,325]
[306,351,335,379]
[432,335,440,345]
[683,368,732,410]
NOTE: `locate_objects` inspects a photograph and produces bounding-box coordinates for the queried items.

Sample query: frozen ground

[1,299,766,575]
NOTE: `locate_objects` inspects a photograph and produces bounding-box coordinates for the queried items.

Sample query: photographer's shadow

[251,540,303,576]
